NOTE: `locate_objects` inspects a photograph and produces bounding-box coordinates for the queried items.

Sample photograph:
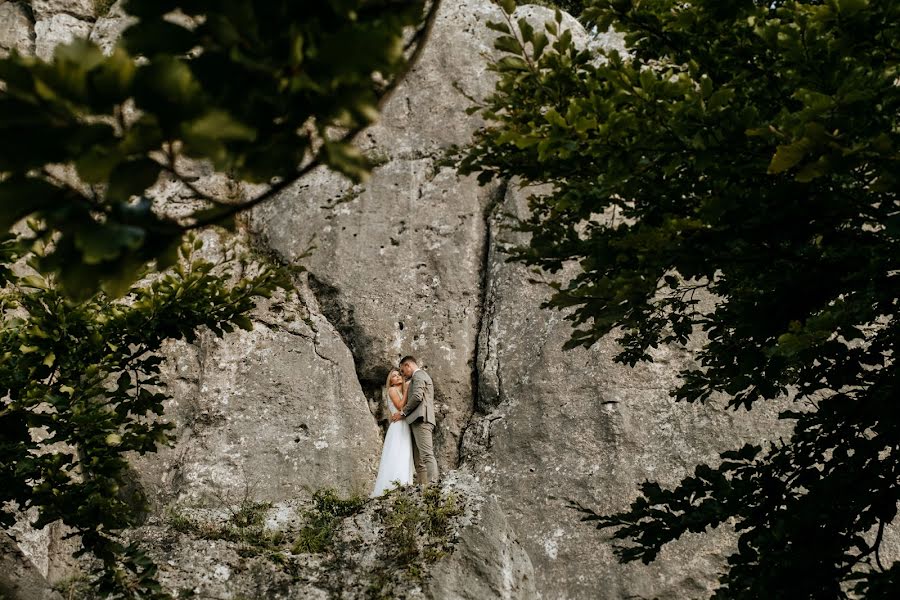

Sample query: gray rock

[89,1,134,55]
[5,510,81,594]
[0,2,34,58]
[123,472,535,600]
[461,180,792,600]
[30,0,96,22]
[251,0,514,471]
[428,474,539,600]
[132,236,383,507]
[0,533,61,600]
[34,13,92,60]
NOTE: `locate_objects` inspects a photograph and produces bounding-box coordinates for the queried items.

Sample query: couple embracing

[371,355,440,497]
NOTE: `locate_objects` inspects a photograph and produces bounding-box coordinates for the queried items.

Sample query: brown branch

[156,143,222,207]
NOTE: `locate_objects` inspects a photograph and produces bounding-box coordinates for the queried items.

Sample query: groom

[391,355,439,485]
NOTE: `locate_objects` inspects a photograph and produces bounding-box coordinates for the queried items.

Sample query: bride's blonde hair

[383,368,401,412]
[384,368,400,392]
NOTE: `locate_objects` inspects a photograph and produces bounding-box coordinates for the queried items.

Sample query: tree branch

[180,0,443,231]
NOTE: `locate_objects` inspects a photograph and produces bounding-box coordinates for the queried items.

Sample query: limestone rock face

[0,2,34,58]
[251,0,513,470]
[30,0,96,22]
[34,13,92,60]
[121,473,536,600]
[89,1,134,55]
[133,253,383,506]
[427,474,539,600]
[461,182,791,600]
[0,533,61,600]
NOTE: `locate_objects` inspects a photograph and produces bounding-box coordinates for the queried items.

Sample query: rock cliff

[3,2,798,599]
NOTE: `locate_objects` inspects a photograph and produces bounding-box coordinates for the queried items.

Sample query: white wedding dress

[370,392,415,497]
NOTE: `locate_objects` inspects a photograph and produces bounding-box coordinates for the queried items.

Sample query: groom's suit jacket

[404,369,435,425]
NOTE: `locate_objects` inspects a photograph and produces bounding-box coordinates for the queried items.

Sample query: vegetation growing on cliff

[0,231,288,597]
[164,486,463,599]
[463,0,899,596]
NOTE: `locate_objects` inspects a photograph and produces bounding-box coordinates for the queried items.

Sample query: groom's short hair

[399,355,417,367]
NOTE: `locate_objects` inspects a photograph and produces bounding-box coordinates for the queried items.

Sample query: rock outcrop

[1,3,835,600]
[461,182,791,600]
[83,473,537,600]
[251,0,511,471]
[34,11,93,61]
[134,258,384,508]
[0,1,34,58]
[0,532,61,600]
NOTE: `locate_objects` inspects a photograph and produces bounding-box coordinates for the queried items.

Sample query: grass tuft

[292,488,367,554]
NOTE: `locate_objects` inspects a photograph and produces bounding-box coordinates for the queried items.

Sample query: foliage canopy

[0,0,433,298]
[0,231,289,596]
[463,0,899,597]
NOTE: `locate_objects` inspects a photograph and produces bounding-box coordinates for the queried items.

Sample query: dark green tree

[0,0,437,298]
[539,1,587,17]
[0,231,289,597]
[462,0,899,597]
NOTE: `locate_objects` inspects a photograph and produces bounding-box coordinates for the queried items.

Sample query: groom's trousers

[410,420,439,484]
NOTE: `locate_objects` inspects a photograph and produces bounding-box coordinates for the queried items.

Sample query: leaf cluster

[464,0,899,596]
[0,232,289,598]
[0,0,429,297]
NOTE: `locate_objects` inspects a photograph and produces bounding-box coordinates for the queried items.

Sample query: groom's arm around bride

[401,369,431,424]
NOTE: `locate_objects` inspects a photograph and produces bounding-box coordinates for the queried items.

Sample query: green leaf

[707,88,734,110]
[545,108,567,127]
[122,18,196,57]
[837,0,869,15]
[75,146,121,184]
[0,177,65,231]
[639,68,656,92]
[494,35,522,55]
[532,33,549,59]
[74,222,146,265]
[20,275,48,290]
[496,56,529,72]
[323,141,370,183]
[700,75,713,98]
[182,109,257,165]
[119,115,164,155]
[133,57,202,118]
[795,157,828,182]
[486,20,511,34]
[232,315,254,331]
[106,158,162,203]
[517,18,535,44]
[499,0,517,15]
[768,139,810,174]
[88,47,136,107]
[53,38,105,73]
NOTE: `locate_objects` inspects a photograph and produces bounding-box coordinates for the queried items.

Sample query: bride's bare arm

[389,387,405,411]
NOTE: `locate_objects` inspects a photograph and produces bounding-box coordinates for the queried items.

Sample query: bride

[371,368,415,497]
